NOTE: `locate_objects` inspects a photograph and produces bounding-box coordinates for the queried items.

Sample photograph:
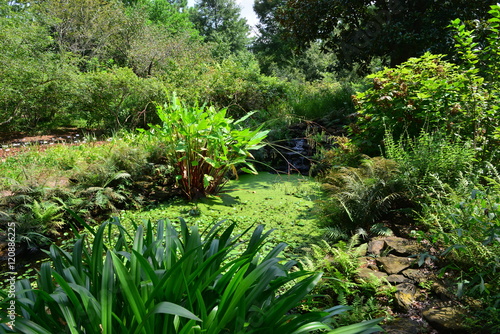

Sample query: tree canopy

[277,0,497,72]
[190,0,249,57]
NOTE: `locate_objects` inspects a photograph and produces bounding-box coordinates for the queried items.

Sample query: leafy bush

[140,94,269,199]
[0,14,79,131]
[204,56,289,118]
[351,52,489,154]
[0,217,382,333]
[449,5,500,162]
[311,136,363,177]
[414,174,500,324]
[74,67,166,129]
[288,81,356,123]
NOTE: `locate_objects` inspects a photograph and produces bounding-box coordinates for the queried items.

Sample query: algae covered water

[120,173,325,253]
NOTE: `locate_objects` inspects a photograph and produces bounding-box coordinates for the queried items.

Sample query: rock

[422,306,470,333]
[431,281,454,301]
[383,236,421,256]
[368,239,385,255]
[376,256,414,274]
[394,283,420,311]
[402,269,427,283]
[356,267,388,284]
[387,274,413,284]
[382,317,426,334]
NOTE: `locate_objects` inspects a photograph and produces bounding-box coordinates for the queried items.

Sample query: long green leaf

[8,320,53,334]
[101,251,115,334]
[327,318,383,334]
[110,252,148,333]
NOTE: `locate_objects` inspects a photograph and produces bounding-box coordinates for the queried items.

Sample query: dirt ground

[0,129,103,159]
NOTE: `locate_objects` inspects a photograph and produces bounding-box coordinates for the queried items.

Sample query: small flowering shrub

[351,53,489,154]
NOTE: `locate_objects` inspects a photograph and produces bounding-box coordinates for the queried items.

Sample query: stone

[356,267,388,284]
[382,317,426,334]
[376,256,414,274]
[394,283,420,311]
[422,306,470,333]
[402,269,427,283]
[368,239,385,255]
[383,236,421,256]
[386,274,413,284]
[431,281,454,301]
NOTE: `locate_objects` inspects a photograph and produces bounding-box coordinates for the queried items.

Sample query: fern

[25,200,65,234]
[321,156,404,232]
[370,223,394,237]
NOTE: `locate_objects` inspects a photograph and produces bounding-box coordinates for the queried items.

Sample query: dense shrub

[202,55,290,119]
[414,172,500,330]
[319,157,404,234]
[288,81,356,123]
[0,14,80,130]
[449,5,500,162]
[351,53,490,154]
[74,68,166,129]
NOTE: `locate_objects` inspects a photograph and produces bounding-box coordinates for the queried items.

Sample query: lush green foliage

[352,53,491,154]
[449,5,500,160]
[301,235,392,327]
[139,95,269,199]
[319,157,404,234]
[288,81,355,122]
[277,0,496,71]
[0,9,78,129]
[384,131,476,194]
[0,217,382,333]
[414,170,500,330]
[75,68,166,129]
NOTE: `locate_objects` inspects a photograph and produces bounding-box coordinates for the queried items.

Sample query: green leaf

[150,302,201,321]
[101,252,114,334]
[203,174,214,188]
[110,252,148,331]
[326,318,383,334]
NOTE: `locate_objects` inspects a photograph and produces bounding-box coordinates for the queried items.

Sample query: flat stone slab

[402,269,428,283]
[382,317,427,334]
[368,239,385,256]
[376,256,414,274]
[423,307,470,333]
[383,236,421,256]
[387,274,413,284]
[356,267,388,283]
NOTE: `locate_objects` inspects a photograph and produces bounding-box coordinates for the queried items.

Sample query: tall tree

[0,7,78,128]
[252,0,292,74]
[190,0,250,57]
[34,0,132,67]
[277,0,496,73]
[124,0,199,36]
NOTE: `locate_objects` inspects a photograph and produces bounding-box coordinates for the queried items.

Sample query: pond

[0,172,326,289]
[119,172,326,255]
